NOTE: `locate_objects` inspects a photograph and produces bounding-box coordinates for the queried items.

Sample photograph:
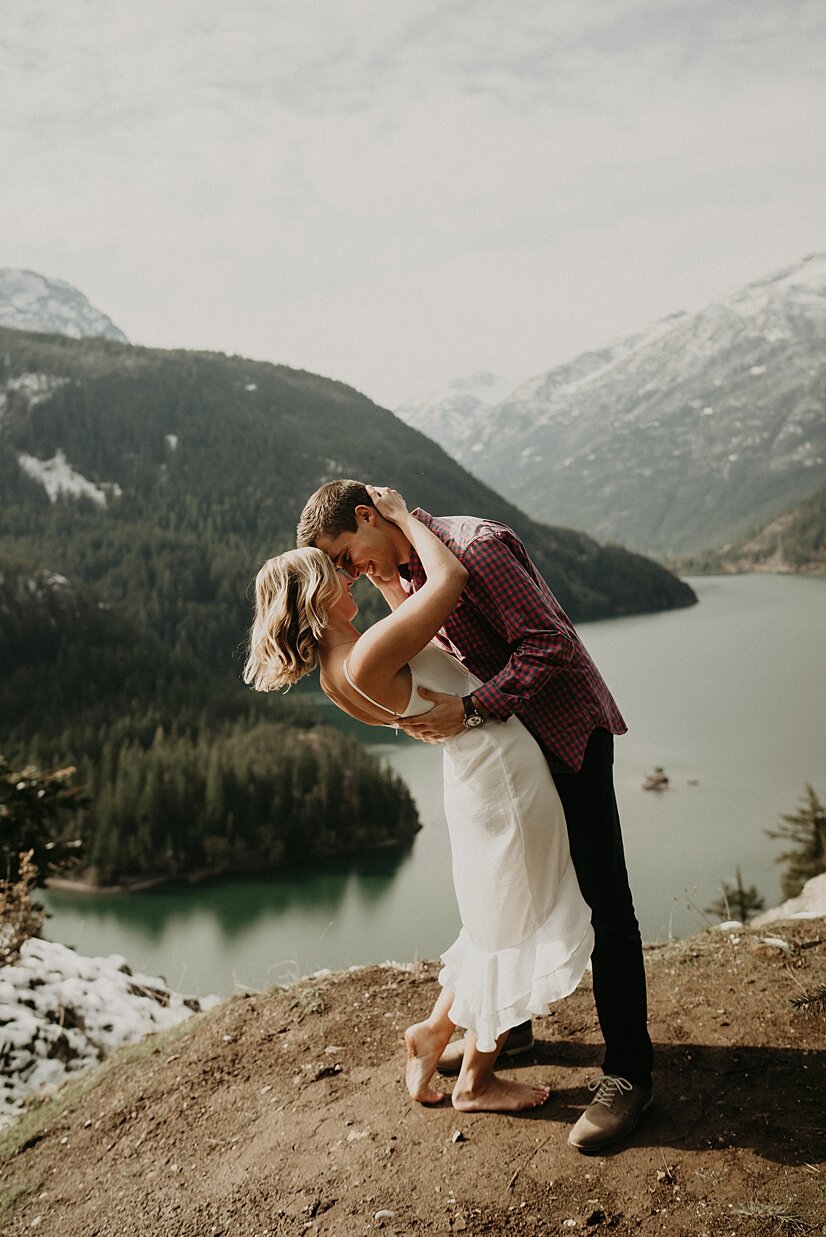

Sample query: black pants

[550,727,653,1088]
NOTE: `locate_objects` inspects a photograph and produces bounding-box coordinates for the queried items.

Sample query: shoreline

[45,835,418,896]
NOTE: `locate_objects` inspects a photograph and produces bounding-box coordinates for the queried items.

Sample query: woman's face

[329,564,359,623]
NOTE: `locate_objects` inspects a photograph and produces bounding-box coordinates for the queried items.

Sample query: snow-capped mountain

[402,255,826,558]
[0,269,127,342]
[395,370,515,452]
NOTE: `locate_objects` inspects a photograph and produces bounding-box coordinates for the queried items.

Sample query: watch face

[464,714,484,728]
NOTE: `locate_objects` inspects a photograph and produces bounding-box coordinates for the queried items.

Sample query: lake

[42,574,826,998]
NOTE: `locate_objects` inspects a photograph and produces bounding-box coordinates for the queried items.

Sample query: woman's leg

[452,1030,551,1113]
[404,986,458,1104]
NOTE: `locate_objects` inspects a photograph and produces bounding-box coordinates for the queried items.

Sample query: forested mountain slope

[681,484,826,575]
[0,326,695,691]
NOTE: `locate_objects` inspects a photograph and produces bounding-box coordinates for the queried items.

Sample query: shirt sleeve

[460,531,576,720]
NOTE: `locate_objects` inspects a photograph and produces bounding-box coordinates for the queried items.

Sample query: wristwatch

[461,694,485,729]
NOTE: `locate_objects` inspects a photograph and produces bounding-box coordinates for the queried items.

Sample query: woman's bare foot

[452,1075,552,1113]
[405,1023,447,1104]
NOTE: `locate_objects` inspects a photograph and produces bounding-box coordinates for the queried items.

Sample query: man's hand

[399,688,465,743]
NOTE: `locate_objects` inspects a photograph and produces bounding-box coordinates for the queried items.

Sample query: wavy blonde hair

[243,548,341,691]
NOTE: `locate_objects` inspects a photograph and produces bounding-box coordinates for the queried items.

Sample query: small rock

[259,1084,273,1094]
[758,935,790,950]
[310,1063,342,1082]
[451,1129,466,1143]
[30,1219,44,1230]
[564,1221,577,1229]
[374,1210,395,1221]
[324,1044,345,1054]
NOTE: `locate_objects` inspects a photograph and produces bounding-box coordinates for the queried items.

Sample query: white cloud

[1,0,824,404]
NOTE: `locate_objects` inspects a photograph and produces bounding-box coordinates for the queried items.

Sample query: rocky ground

[0,919,823,1237]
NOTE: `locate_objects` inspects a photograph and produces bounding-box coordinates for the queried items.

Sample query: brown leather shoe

[436,1021,535,1074]
[567,1075,653,1153]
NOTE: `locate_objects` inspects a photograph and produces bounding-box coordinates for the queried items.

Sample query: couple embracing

[244,480,653,1153]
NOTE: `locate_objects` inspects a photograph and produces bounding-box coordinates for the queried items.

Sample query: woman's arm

[348,487,467,682]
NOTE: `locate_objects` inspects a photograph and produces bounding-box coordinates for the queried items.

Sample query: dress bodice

[342,643,477,724]
[403,645,479,717]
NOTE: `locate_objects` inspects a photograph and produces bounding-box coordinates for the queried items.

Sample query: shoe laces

[587,1075,633,1109]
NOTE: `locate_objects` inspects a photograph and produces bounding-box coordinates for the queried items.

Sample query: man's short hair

[296,479,374,547]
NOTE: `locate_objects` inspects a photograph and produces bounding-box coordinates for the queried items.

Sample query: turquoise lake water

[42,574,826,997]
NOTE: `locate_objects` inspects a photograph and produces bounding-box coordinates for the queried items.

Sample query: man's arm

[462,530,575,718]
[399,529,575,742]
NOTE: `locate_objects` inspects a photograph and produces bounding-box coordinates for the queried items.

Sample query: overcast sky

[2,0,824,407]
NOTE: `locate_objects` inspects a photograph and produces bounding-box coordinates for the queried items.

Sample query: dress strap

[342,657,402,721]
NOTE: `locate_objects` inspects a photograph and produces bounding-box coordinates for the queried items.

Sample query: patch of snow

[5,372,70,409]
[751,872,826,926]
[165,433,179,450]
[40,570,70,588]
[18,449,121,507]
[245,383,257,392]
[0,938,221,1122]
[749,365,767,375]
[318,457,348,481]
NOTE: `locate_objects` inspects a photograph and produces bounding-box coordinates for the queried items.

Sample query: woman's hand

[367,484,410,526]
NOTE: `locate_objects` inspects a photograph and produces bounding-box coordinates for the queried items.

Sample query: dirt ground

[1,919,824,1237]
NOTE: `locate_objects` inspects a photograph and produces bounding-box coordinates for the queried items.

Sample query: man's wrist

[461,694,487,729]
[470,694,490,719]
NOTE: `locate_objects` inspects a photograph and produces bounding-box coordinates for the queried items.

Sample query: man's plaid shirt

[405,510,627,773]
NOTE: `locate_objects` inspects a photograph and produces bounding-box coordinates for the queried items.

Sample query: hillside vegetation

[680,485,826,575]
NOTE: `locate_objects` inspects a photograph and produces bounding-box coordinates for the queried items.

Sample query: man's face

[317,505,406,583]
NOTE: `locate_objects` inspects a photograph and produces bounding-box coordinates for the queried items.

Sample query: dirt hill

[1,920,823,1237]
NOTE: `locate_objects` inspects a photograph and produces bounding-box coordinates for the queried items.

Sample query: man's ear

[354,503,377,524]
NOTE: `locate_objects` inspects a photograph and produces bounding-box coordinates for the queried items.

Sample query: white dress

[345,643,594,1053]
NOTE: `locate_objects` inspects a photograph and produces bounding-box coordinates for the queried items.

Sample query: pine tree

[705,866,765,923]
[766,784,826,899]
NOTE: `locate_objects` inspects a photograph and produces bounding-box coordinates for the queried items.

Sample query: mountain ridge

[398,253,826,558]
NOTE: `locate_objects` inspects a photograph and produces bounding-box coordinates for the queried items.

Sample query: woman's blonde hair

[243,548,341,691]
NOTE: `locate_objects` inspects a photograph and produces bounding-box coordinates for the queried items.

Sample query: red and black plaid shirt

[405,510,627,773]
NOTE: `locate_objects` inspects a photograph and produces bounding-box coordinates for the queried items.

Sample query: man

[297,480,653,1152]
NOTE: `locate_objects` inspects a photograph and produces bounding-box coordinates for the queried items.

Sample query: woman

[244,486,594,1113]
